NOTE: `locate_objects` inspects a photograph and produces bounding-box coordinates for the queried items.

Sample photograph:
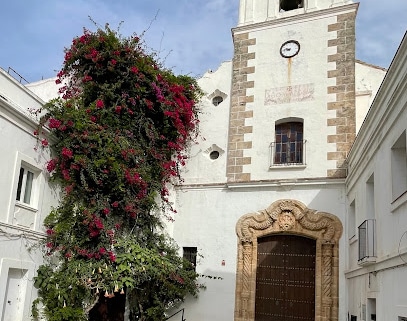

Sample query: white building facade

[169,1,395,321]
[0,69,58,321]
[345,33,407,321]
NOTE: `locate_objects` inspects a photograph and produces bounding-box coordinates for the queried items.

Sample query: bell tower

[227,0,358,183]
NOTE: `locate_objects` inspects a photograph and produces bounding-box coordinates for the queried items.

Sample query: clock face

[280,40,300,58]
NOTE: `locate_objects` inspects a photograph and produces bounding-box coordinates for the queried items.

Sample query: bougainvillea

[32,25,203,321]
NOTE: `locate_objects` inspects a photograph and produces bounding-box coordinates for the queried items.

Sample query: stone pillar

[322,242,334,321]
[227,31,256,182]
[326,7,357,177]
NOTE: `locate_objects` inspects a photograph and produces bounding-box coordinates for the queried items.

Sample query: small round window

[209,151,220,160]
[212,96,223,106]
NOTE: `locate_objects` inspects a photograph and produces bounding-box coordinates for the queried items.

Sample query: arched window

[273,121,305,165]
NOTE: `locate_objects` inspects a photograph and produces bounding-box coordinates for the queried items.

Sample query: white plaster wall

[181,61,232,184]
[243,13,338,180]
[171,183,347,321]
[26,77,61,102]
[355,61,387,133]
[345,34,407,321]
[0,70,59,321]
[0,70,44,121]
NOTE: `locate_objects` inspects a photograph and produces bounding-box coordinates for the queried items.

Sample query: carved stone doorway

[234,200,342,321]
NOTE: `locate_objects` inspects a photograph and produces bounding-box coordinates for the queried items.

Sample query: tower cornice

[232,2,358,35]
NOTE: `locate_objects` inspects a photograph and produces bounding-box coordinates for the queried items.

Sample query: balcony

[269,140,306,168]
[358,219,376,265]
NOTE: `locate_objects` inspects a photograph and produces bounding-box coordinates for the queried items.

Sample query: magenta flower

[48,118,62,129]
[96,99,104,108]
[61,147,73,159]
[46,159,58,172]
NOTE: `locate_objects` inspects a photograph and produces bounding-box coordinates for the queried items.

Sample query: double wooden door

[255,234,316,321]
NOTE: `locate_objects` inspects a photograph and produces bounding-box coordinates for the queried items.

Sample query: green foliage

[33,24,203,321]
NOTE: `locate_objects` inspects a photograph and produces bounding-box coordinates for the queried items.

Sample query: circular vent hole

[212,96,223,106]
[209,151,220,160]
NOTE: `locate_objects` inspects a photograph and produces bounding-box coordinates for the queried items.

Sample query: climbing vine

[32,24,202,321]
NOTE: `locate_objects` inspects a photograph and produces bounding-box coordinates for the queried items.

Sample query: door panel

[255,235,316,321]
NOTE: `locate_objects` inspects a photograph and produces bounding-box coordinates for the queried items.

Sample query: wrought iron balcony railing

[358,219,376,264]
[270,140,306,167]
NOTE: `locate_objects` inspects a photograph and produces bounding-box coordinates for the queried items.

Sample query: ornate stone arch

[234,199,343,321]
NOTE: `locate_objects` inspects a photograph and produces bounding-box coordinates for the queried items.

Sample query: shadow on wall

[166,269,235,321]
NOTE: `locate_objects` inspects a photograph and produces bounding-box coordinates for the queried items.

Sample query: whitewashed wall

[355,61,387,133]
[345,34,407,321]
[171,182,347,321]
[170,16,387,320]
[0,68,59,321]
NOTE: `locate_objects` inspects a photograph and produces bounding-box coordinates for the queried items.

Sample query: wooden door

[255,234,316,321]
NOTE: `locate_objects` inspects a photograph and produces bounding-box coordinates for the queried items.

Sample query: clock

[280,40,300,58]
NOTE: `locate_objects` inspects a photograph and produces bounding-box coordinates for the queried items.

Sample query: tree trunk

[89,292,126,321]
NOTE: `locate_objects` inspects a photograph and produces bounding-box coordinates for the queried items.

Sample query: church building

[167,1,406,321]
[0,0,406,321]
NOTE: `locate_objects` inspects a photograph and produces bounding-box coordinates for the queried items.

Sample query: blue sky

[1,0,406,83]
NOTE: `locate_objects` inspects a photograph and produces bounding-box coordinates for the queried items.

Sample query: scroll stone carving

[234,199,342,321]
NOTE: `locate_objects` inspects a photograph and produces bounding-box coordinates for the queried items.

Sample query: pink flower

[46,159,58,172]
[65,184,74,194]
[64,52,72,61]
[108,251,116,262]
[90,116,97,122]
[61,147,73,159]
[124,169,142,185]
[110,59,117,65]
[48,118,62,129]
[94,217,104,229]
[41,139,49,147]
[102,208,110,215]
[62,169,70,181]
[115,105,122,114]
[79,35,88,43]
[112,201,119,208]
[96,100,104,108]
[90,48,98,59]
[99,247,106,254]
[83,75,92,82]
[130,66,138,74]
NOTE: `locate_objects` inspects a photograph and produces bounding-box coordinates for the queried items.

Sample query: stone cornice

[0,221,46,240]
[176,177,345,190]
[232,2,358,35]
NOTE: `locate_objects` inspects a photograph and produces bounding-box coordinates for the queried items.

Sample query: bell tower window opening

[274,121,304,165]
[280,0,304,11]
